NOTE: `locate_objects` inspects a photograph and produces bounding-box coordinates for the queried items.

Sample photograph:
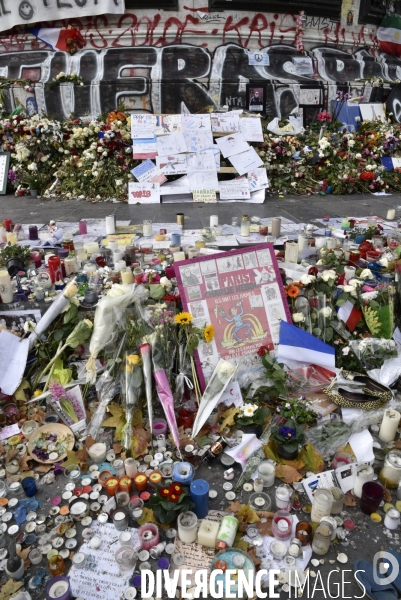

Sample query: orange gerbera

[286,285,300,298]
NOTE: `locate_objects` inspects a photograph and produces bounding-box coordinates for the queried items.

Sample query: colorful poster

[174,245,292,388]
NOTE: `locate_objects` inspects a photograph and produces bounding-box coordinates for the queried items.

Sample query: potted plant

[234,403,270,437]
[0,243,32,271]
[147,483,195,525]
[271,418,305,461]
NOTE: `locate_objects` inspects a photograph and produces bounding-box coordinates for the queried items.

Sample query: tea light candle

[197,519,219,548]
[173,252,186,262]
[253,478,264,493]
[46,577,71,600]
[270,540,287,560]
[138,523,160,550]
[152,419,167,437]
[119,476,132,494]
[187,247,199,259]
[195,240,206,249]
[88,443,107,464]
[379,409,400,443]
[121,268,133,284]
[72,552,86,569]
[190,479,209,519]
[134,474,148,492]
[177,511,198,544]
[125,458,137,478]
[173,462,194,485]
[387,209,396,220]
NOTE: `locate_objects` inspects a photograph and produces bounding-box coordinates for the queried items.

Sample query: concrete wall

[1,0,400,118]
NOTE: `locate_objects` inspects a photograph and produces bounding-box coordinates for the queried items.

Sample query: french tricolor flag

[277,320,335,370]
[337,300,362,331]
[29,27,85,53]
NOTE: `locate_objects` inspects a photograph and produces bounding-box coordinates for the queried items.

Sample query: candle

[0,271,13,303]
[295,521,312,546]
[272,511,293,540]
[270,541,287,560]
[387,209,396,220]
[121,268,133,284]
[120,531,133,545]
[176,213,184,225]
[79,220,88,234]
[113,510,128,531]
[46,577,71,600]
[148,471,162,488]
[298,233,308,251]
[284,241,299,263]
[271,218,281,237]
[275,484,293,510]
[29,548,43,565]
[173,462,194,485]
[344,266,356,282]
[190,479,209,519]
[326,238,337,250]
[125,458,137,478]
[240,216,250,236]
[171,233,181,245]
[195,240,206,249]
[216,515,238,549]
[315,236,326,249]
[134,473,148,492]
[384,508,400,530]
[379,409,400,443]
[311,488,333,522]
[341,218,350,231]
[210,215,218,227]
[354,465,374,498]
[64,257,78,275]
[187,247,199,259]
[3,219,12,232]
[173,252,186,262]
[143,220,153,237]
[119,476,133,494]
[29,225,38,240]
[253,478,264,493]
[106,216,116,235]
[105,477,119,496]
[258,461,275,488]
[178,511,198,544]
[197,519,219,548]
[88,443,107,464]
[72,552,87,569]
[6,232,17,245]
[84,242,99,256]
[138,523,160,550]
[83,262,97,274]
[152,419,167,437]
[22,477,37,497]
[379,450,401,488]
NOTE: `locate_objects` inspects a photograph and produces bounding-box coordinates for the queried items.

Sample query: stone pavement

[1,192,400,227]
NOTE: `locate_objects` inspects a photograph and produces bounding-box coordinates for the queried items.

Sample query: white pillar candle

[113,250,124,262]
[384,508,400,530]
[173,252,186,262]
[177,511,198,544]
[210,215,218,227]
[284,241,299,263]
[197,520,219,548]
[106,216,116,235]
[108,242,119,251]
[216,516,238,549]
[387,209,396,220]
[143,221,153,236]
[84,242,99,256]
[121,268,133,284]
[6,232,17,245]
[298,233,308,251]
[353,465,374,498]
[48,581,70,598]
[64,257,78,275]
[271,218,281,237]
[72,552,86,569]
[114,260,126,272]
[0,271,13,303]
[240,217,250,237]
[379,409,400,443]
[275,485,293,510]
[326,238,337,250]
[253,478,264,493]
[311,489,333,523]
[258,461,275,488]
[88,443,107,464]
[315,237,327,249]
[344,266,356,282]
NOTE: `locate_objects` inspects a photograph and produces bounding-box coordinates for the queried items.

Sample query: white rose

[292,312,305,323]
[343,285,355,293]
[160,276,172,291]
[360,268,373,279]
[355,153,362,159]
[321,269,336,282]
[348,278,363,287]
[23,320,36,333]
[300,274,316,285]
[319,307,332,317]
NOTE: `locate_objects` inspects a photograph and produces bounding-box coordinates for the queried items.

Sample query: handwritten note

[0,331,29,395]
[0,424,20,441]
[69,522,139,600]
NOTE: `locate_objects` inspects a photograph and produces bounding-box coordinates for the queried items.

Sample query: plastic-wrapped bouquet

[120,350,143,455]
[349,338,398,371]
[49,381,85,425]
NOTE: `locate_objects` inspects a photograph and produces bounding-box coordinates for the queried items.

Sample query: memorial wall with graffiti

[1,0,400,119]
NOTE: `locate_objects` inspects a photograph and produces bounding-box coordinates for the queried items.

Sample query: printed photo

[249,87,264,111]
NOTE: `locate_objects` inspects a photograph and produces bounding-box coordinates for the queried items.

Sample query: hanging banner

[174,244,292,389]
[0,0,124,33]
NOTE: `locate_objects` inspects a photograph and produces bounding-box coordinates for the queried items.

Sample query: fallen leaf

[131,426,151,458]
[102,403,125,428]
[275,464,302,484]
[132,409,142,428]
[0,579,23,600]
[85,435,96,449]
[16,545,31,569]
[300,443,325,474]
[0,443,4,457]
[196,435,211,448]
[394,440,401,450]
[343,491,356,507]
[383,486,392,503]
[31,409,46,423]
[113,442,122,454]
[237,504,260,524]
[233,533,249,552]
[57,523,73,535]
[5,449,18,463]
[263,442,279,463]
[256,517,273,537]
[75,447,89,463]
[35,464,53,473]
[219,406,240,432]
[226,500,242,514]
[137,507,157,526]
[14,379,30,402]
[63,449,86,469]
[18,454,32,472]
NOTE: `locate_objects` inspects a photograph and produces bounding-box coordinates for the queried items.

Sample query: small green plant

[147,483,195,525]
[234,403,271,428]
[0,242,32,266]
[277,397,317,424]
[271,419,306,454]
[257,346,288,398]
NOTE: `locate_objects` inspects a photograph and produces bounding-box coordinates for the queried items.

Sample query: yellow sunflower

[175,312,193,326]
[203,324,215,343]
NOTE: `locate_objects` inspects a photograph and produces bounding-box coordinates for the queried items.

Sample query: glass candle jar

[330,487,345,515]
[360,482,384,515]
[115,546,137,571]
[125,458,138,478]
[113,460,126,478]
[116,491,130,507]
[258,461,275,488]
[275,484,294,510]
[138,523,160,550]
[22,477,37,497]
[143,220,153,237]
[177,511,198,544]
[7,475,24,497]
[295,521,312,546]
[134,474,148,492]
[240,215,250,237]
[311,488,333,523]
[118,476,132,494]
[29,225,38,240]
[379,410,401,443]
[380,450,401,489]
[113,510,128,531]
[354,465,374,498]
[48,555,66,576]
[312,522,334,556]
[272,510,293,541]
[384,508,400,530]
[105,477,119,496]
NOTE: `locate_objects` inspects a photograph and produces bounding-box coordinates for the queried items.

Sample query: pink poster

[174,244,292,390]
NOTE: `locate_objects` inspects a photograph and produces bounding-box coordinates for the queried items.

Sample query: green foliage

[271,418,306,453]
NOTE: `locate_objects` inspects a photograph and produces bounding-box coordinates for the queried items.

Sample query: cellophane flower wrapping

[120,350,143,454]
[86,334,126,440]
[349,338,398,372]
[359,283,395,340]
[140,342,153,437]
[85,284,148,383]
[174,342,192,406]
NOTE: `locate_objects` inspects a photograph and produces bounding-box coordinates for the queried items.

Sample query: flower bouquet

[234,403,271,436]
[147,483,195,525]
[121,351,143,455]
[349,338,398,372]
